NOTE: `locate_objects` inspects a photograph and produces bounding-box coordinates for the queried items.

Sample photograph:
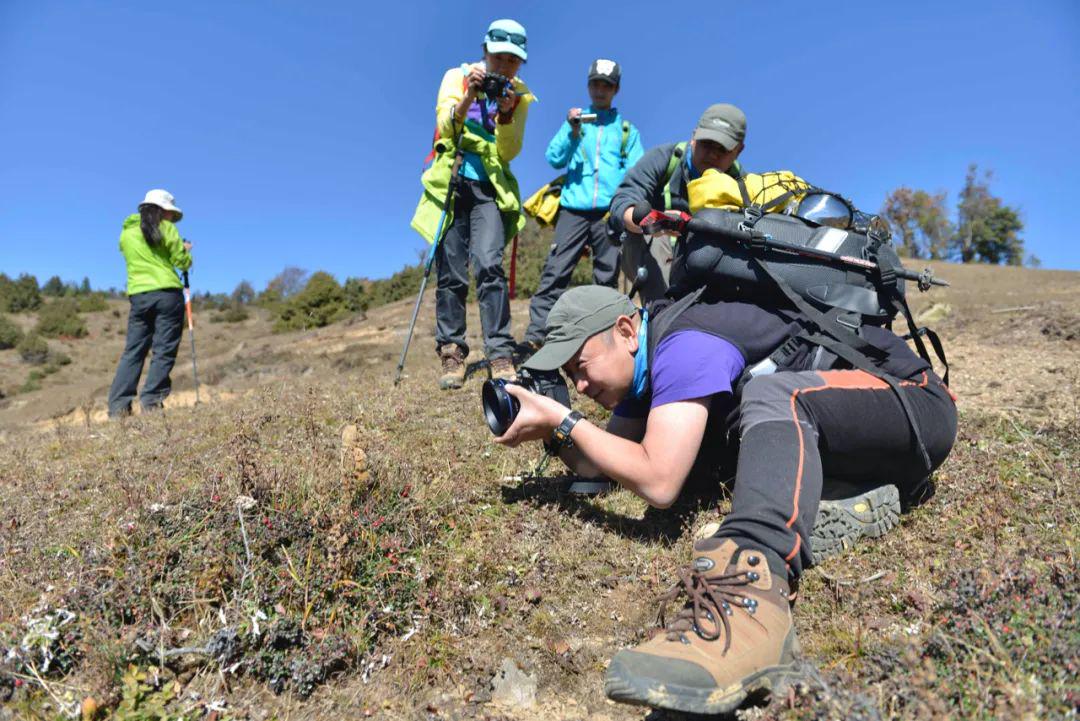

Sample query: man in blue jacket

[521,59,644,352]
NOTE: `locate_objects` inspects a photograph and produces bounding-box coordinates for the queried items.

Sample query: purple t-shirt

[614,330,746,418]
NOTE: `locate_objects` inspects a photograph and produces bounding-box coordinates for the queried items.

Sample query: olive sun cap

[693,103,747,150]
[523,285,637,371]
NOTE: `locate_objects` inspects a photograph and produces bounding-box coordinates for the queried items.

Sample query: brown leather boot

[489,356,517,382]
[438,344,466,390]
[605,538,800,715]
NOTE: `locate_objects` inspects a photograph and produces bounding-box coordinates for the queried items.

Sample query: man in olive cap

[494,284,956,715]
[609,103,747,302]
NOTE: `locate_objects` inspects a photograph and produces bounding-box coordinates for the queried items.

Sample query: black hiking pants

[524,208,619,344]
[434,179,514,360]
[715,369,957,577]
[108,289,185,416]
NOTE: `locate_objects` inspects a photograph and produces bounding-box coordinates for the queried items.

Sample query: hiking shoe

[438,344,466,390]
[811,483,900,561]
[512,339,542,364]
[605,539,800,715]
[567,478,618,496]
[489,356,517,382]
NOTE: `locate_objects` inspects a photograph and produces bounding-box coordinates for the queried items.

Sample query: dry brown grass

[0,261,1077,720]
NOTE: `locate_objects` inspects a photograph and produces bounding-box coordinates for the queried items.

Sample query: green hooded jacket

[119,214,192,295]
[410,120,525,245]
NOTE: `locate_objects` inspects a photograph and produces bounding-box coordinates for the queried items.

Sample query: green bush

[17,333,50,364]
[76,293,109,312]
[211,305,251,324]
[0,273,43,313]
[274,271,350,332]
[19,373,41,394]
[0,314,23,349]
[36,299,88,338]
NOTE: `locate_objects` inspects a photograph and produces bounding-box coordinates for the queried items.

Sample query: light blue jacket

[545,107,644,211]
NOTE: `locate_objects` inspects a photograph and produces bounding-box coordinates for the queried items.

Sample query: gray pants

[108,289,185,416]
[435,179,514,359]
[619,232,675,304]
[525,207,619,343]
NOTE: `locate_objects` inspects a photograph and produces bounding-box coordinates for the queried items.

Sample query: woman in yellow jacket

[107,189,193,417]
[413,19,534,390]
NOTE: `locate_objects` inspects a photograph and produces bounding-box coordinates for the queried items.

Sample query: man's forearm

[561,419,678,507]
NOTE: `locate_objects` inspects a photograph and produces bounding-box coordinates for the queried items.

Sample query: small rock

[916,303,951,325]
[490,658,536,709]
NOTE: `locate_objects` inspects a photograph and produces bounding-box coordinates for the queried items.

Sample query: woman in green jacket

[107,189,193,417]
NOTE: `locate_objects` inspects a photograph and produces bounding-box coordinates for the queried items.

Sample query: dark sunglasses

[486,29,527,49]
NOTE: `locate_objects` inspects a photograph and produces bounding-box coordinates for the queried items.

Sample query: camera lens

[482,379,519,436]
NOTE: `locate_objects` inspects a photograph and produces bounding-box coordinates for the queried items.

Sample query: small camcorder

[482,368,570,436]
[481,72,513,100]
[570,113,598,125]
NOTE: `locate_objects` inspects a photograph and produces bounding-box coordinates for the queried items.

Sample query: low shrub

[0,314,22,349]
[17,333,49,364]
[36,299,88,338]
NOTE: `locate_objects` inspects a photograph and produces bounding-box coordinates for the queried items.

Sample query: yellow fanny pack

[522,175,566,227]
[689,169,813,214]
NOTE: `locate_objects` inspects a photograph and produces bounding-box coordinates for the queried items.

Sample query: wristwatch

[548,410,584,453]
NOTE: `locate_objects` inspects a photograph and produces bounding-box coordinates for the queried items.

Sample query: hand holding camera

[483,368,571,443]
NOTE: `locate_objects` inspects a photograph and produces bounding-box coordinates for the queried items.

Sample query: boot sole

[811,484,900,560]
[604,659,800,715]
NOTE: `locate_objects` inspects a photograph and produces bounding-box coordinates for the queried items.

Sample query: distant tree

[42,276,66,297]
[951,164,1025,265]
[0,273,43,313]
[343,277,370,313]
[264,267,309,301]
[880,188,953,259]
[274,271,348,332]
[80,276,92,294]
[232,280,256,305]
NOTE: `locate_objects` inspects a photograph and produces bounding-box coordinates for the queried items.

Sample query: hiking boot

[512,339,542,364]
[605,539,800,715]
[489,356,516,382]
[811,482,901,561]
[438,344,466,390]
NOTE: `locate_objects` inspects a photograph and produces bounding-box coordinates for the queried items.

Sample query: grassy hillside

[0,260,1077,720]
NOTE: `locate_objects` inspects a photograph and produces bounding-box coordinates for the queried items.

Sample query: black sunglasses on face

[486,29,526,49]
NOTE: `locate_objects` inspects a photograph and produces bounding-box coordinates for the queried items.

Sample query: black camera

[480,72,513,100]
[482,368,570,436]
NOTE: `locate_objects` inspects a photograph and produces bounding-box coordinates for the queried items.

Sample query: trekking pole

[182,270,201,404]
[394,129,466,386]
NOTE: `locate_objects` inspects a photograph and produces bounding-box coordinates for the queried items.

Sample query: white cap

[140,189,183,221]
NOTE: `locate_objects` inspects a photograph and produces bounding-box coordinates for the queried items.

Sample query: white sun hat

[139,189,183,221]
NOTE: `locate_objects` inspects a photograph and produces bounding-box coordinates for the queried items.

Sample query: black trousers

[715,369,957,577]
[108,289,185,416]
[525,207,619,343]
[434,179,514,359]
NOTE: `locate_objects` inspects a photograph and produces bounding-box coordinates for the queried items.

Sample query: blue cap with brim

[484,18,527,61]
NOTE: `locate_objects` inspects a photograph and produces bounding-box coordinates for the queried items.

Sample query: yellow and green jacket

[118,214,192,295]
[411,65,535,244]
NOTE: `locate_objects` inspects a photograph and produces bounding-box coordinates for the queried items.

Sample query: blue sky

[1,1,1077,293]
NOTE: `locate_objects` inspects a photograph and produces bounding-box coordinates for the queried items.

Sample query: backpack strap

[662,142,687,211]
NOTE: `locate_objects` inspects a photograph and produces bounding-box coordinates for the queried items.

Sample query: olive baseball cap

[522,286,637,371]
[693,103,747,149]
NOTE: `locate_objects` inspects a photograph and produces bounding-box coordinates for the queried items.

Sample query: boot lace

[656,566,763,654]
